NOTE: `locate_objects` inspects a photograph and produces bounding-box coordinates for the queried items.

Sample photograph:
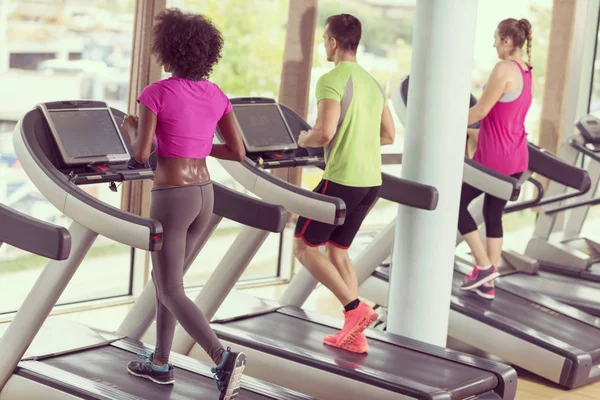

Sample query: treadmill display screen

[48,109,127,161]
[233,104,297,152]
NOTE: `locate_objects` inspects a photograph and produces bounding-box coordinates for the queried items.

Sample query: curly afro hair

[152,8,224,81]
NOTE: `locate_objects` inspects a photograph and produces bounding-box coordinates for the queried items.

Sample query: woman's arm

[211,112,246,162]
[468,61,511,126]
[465,128,479,158]
[123,104,156,163]
[467,128,480,141]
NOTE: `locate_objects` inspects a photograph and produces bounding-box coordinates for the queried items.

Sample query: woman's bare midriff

[153,156,211,186]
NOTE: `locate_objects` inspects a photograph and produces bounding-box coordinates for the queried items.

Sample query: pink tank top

[137,77,232,158]
[473,61,532,176]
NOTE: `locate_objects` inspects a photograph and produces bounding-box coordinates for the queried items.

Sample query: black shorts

[294,180,380,249]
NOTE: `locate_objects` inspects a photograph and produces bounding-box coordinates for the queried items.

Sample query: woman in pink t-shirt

[120,9,247,398]
[458,18,534,300]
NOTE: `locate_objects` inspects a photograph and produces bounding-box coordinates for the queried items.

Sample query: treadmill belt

[41,345,269,400]
[501,271,600,317]
[219,311,499,398]
[451,273,600,355]
[375,266,600,356]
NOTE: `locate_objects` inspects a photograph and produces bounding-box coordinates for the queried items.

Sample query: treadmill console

[217,97,325,169]
[577,114,600,147]
[37,101,155,186]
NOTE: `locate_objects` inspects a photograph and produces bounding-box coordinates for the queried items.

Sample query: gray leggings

[150,182,224,364]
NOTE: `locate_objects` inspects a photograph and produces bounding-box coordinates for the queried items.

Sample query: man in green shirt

[294,13,396,354]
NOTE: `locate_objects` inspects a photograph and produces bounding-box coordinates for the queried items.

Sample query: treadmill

[0,100,316,400]
[117,97,519,399]
[419,86,600,316]
[525,114,600,282]
[346,77,600,389]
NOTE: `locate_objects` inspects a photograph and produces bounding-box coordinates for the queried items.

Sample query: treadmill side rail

[219,159,345,225]
[0,203,71,260]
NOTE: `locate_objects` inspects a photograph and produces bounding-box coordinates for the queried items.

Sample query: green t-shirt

[316,61,386,187]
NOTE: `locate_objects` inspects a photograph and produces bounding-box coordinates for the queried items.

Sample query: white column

[386,0,478,347]
[0,0,9,73]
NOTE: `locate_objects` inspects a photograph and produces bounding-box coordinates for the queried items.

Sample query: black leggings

[457,173,522,238]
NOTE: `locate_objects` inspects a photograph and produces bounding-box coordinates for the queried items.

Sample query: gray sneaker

[127,352,174,385]
[212,347,246,400]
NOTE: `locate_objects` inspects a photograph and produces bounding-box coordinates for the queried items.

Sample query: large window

[471,0,553,145]
[580,9,600,226]
[165,0,291,287]
[471,1,553,245]
[303,0,416,234]
[307,0,414,155]
[0,0,135,314]
[589,12,600,115]
[303,1,554,253]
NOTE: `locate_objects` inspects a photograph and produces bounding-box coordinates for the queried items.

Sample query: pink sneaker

[460,266,499,290]
[331,303,377,348]
[324,330,368,353]
[475,283,495,300]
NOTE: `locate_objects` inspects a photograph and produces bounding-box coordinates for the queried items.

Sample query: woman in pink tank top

[118,9,248,397]
[458,18,534,299]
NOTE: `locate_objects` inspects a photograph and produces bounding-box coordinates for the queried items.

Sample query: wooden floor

[2,283,600,399]
[517,372,600,400]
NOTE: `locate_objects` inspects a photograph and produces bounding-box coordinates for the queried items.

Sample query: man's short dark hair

[325,14,361,53]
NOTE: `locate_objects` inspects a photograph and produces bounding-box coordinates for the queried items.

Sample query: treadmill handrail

[213,182,287,233]
[529,142,591,192]
[504,177,544,213]
[230,97,277,105]
[378,173,439,210]
[277,102,440,211]
[570,137,600,164]
[15,108,163,251]
[463,158,521,201]
[545,194,600,215]
[394,76,520,201]
[501,144,591,214]
[218,158,346,226]
[0,203,71,260]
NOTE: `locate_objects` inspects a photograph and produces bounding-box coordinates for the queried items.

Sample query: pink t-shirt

[137,77,232,158]
[473,61,532,176]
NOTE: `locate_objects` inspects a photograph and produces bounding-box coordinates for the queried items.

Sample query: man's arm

[380,105,395,146]
[298,99,341,148]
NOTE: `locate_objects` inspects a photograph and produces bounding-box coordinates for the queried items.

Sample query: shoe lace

[136,352,153,362]
[466,268,479,280]
[212,364,231,391]
[211,347,231,391]
[213,373,223,390]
